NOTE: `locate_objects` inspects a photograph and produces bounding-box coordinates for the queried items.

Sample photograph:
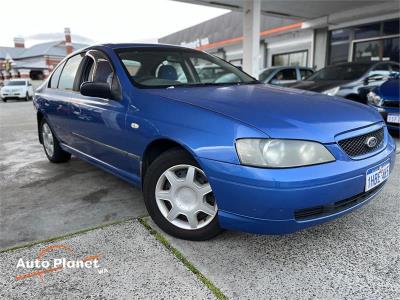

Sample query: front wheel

[25,93,29,101]
[143,148,221,240]
[40,120,71,163]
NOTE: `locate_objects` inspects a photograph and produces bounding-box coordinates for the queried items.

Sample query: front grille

[383,100,400,108]
[338,128,384,158]
[294,184,383,220]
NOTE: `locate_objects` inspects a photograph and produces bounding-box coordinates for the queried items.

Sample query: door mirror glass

[80,81,112,98]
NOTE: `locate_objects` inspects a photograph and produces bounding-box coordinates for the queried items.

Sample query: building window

[353,37,400,63]
[272,50,308,67]
[354,23,381,40]
[329,18,400,65]
[329,43,350,64]
[383,19,400,36]
[383,37,400,62]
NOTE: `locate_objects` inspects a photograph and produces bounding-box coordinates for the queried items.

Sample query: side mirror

[80,82,112,99]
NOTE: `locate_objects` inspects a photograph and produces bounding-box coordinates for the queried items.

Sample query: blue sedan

[33,44,396,240]
[368,78,400,132]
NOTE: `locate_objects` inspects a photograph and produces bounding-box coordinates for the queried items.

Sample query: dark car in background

[289,61,399,103]
[259,66,314,86]
[368,78,400,132]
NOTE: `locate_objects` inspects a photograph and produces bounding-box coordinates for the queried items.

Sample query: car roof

[260,66,312,73]
[100,43,196,52]
[331,61,399,66]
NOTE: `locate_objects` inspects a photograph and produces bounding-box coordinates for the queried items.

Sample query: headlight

[367,91,383,106]
[322,86,340,96]
[236,139,335,168]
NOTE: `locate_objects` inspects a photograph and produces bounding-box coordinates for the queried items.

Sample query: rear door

[41,54,84,144]
[67,50,135,173]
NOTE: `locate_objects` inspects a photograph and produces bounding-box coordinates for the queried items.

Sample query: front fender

[128,91,268,165]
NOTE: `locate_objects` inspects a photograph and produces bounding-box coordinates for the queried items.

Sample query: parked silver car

[259,66,314,85]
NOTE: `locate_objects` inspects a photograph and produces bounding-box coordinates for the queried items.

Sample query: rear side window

[273,69,297,80]
[58,54,84,91]
[373,63,390,71]
[49,61,66,89]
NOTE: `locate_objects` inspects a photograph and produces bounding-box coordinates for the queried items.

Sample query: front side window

[117,48,256,88]
[373,64,390,71]
[58,54,84,91]
[272,51,308,67]
[83,50,121,99]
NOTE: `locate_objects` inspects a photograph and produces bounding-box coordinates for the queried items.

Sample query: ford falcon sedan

[33,44,396,240]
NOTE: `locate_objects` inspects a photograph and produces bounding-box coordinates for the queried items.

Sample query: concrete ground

[0,101,146,249]
[1,101,399,299]
[0,220,214,300]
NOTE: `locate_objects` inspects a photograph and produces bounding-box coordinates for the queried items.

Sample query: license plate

[365,160,390,192]
[387,113,400,124]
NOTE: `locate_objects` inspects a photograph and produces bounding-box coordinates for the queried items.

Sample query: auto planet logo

[15,244,106,282]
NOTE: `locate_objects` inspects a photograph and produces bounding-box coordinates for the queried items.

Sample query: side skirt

[60,143,142,189]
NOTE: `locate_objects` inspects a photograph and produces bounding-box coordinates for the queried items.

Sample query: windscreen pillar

[242,0,261,78]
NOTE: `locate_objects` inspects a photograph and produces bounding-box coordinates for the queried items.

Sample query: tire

[40,119,71,163]
[143,148,222,240]
[25,93,29,101]
[2,98,6,102]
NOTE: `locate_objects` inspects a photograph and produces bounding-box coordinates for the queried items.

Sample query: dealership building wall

[159,11,399,73]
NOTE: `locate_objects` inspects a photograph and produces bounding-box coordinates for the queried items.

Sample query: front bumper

[1,92,25,99]
[370,104,399,130]
[200,130,396,234]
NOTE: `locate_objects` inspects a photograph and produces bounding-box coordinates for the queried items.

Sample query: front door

[68,50,138,175]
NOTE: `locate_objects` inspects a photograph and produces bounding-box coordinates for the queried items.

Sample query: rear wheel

[143,148,221,240]
[40,120,71,163]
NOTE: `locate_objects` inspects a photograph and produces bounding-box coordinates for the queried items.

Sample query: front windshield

[5,80,26,86]
[117,48,257,87]
[307,64,371,81]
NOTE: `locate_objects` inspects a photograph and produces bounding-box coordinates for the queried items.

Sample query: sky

[0,0,229,47]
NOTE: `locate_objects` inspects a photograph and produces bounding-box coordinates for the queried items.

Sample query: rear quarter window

[49,61,66,89]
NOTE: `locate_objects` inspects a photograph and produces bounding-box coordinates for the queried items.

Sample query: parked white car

[1,79,34,102]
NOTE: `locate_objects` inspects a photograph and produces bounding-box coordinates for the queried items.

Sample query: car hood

[377,79,400,100]
[145,84,382,143]
[288,80,351,92]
